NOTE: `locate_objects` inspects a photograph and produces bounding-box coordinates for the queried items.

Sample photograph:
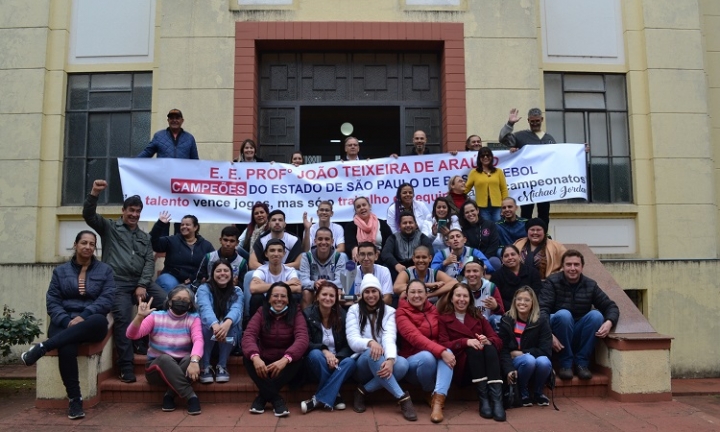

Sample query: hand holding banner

[118,144,587,224]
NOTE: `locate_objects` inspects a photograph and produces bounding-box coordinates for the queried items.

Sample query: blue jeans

[513,353,552,396]
[243,272,254,319]
[201,324,241,369]
[480,207,501,223]
[403,350,453,396]
[306,349,357,407]
[353,349,408,399]
[550,309,604,368]
[156,273,181,294]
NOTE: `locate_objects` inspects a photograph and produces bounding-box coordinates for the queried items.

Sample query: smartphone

[438,219,448,229]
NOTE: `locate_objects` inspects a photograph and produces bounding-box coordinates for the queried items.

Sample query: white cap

[359,274,381,296]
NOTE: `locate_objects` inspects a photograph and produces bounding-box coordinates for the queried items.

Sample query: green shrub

[0,305,42,357]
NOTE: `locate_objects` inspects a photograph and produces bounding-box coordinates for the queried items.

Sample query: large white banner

[118,144,587,224]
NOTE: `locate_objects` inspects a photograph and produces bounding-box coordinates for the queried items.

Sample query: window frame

[544,72,632,204]
[62,72,153,206]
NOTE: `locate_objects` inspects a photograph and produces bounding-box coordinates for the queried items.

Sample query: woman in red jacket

[241,282,309,418]
[396,279,456,423]
[437,283,506,422]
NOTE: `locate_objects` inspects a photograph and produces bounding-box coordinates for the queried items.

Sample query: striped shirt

[514,319,527,350]
[126,310,203,360]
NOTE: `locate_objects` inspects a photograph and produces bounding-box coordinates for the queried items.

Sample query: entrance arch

[233,22,467,160]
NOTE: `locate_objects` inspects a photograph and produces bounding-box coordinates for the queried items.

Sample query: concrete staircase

[40,244,671,408]
[97,352,609,404]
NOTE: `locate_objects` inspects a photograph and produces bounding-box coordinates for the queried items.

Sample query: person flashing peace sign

[126,285,204,415]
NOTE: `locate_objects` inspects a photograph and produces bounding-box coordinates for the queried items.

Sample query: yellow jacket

[464,168,509,208]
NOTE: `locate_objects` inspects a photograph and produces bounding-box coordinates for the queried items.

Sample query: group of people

[20,107,616,422]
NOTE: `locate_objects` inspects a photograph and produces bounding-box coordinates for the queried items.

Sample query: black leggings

[464,345,502,382]
[521,202,550,226]
[45,314,108,399]
[243,356,302,402]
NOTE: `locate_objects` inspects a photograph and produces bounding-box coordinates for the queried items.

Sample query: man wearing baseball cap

[137,109,199,159]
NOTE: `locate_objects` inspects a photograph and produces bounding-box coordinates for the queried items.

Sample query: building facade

[0,0,718,376]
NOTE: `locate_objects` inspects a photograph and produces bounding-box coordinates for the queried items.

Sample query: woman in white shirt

[429,196,461,253]
[346,274,417,421]
[386,183,431,234]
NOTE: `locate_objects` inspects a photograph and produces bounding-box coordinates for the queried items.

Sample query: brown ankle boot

[430,392,446,423]
[397,391,417,421]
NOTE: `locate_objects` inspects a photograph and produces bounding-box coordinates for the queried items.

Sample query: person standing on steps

[82,179,166,384]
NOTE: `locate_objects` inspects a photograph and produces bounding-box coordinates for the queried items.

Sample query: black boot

[475,379,492,419]
[488,380,506,422]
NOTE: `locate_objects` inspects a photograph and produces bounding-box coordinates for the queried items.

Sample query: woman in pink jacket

[396,279,456,423]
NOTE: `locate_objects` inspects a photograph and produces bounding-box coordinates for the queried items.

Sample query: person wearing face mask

[196,260,244,384]
[300,282,356,414]
[396,280,455,423]
[21,231,115,420]
[126,285,204,415]
[151,212,215,293]
[242,282,309,417]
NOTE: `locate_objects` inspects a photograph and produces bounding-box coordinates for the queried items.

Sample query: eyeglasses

[480,154,492,158]
[168,114,182,119]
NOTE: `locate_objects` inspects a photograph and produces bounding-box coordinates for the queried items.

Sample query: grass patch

[0,379,35,396]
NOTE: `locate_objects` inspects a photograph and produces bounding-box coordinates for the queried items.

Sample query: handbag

[503,380,522,409]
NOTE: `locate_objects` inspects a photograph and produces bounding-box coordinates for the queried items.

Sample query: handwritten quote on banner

[118,144,587,224]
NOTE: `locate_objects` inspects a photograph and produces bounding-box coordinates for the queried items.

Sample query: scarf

[448,191,467,212]
[354,213,379,244]
[249,222,267,249]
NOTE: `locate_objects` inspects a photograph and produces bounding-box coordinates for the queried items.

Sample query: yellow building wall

[1,0,719,374]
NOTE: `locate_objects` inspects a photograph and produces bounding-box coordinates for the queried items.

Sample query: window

[63,73,152,205]
[544,73,632,203]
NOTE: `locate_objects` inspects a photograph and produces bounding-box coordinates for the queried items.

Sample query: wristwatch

[190,358,199,363]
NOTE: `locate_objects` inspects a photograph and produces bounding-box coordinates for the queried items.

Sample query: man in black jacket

[539,250,619,381]
[381,212,434,281]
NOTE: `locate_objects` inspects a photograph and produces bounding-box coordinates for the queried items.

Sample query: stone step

[104,357,609,404]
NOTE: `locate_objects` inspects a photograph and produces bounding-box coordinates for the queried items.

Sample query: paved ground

[1,365,719,431]
[1,391,719,431]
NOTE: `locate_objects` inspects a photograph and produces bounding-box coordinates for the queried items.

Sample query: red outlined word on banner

[170,179,248,196]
